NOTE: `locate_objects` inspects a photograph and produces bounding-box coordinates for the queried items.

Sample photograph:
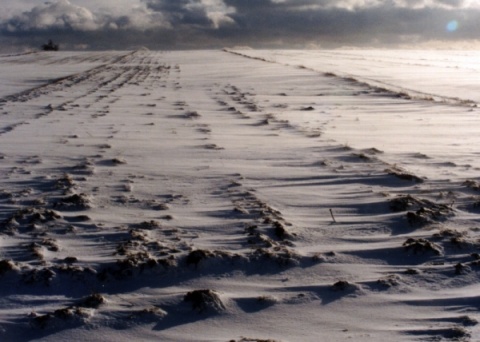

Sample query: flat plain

[1,49,480,341]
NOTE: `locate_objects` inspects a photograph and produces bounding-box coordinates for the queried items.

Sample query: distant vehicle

[42,40,59,51]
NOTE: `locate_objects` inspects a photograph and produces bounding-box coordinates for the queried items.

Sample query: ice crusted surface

[0,49,480,341]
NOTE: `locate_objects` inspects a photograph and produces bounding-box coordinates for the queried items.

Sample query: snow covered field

[1,49,480,341]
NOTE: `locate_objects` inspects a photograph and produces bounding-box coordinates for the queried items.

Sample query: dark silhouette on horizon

[42,40,59,51]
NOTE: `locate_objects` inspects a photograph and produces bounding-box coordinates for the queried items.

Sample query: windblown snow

[1,49,480,341]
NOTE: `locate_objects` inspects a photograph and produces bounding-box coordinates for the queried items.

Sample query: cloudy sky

[1,0,480,50]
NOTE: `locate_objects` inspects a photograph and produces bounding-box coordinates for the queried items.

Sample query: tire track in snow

[224,49,478,107]
[0,51,161,137]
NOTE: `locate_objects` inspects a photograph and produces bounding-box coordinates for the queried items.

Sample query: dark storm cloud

[144,0,211,26]
[1,0,480,50]
[201,0,480,47]
[143,0,236,29]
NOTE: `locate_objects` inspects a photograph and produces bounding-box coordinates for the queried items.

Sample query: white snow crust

[0,49,480,341]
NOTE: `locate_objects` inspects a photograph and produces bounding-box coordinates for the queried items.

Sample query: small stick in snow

[329,209,337,223]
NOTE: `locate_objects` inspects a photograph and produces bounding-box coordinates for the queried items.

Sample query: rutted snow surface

[0,49,480,341]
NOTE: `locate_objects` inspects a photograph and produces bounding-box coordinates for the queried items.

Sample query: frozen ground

[0,49,480,341]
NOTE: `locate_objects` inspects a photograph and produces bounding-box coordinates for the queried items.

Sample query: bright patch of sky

[446,20,459,32]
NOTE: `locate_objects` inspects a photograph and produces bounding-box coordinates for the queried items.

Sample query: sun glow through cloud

[446,20,459,32]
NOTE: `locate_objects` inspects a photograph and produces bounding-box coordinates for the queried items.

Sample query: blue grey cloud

[1,0,480,50]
